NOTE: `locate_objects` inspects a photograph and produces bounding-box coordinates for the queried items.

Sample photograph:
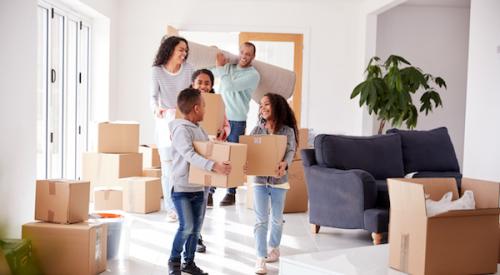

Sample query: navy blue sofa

[301,127,461,244]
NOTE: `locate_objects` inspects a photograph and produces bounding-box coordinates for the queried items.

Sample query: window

[37,2,91,180]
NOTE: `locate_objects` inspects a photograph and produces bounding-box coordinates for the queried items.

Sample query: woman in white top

[150,36,194,222]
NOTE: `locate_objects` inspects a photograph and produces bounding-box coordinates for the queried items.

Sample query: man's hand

[155,107,166,118]
[275,161,287,178]
[216,51,228,67]
[213,161,231,175]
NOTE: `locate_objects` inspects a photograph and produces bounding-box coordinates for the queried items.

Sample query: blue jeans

[209,120,246,195]
[253,185,287,258]
[158,147,175,212]
[169,191,205,263]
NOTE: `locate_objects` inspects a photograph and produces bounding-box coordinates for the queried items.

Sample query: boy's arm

[172,127,214,172]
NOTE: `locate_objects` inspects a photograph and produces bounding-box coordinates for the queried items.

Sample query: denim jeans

[169,191,205,263]
[158,147,175,212]
[209,120,246,195]
[253,185,287,258]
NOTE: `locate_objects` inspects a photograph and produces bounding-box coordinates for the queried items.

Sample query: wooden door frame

[239,32,304,126]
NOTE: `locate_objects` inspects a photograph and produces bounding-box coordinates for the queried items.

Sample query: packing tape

[104,190,110,200]
[204,175,212,186]
[47,210,55,222]
[206,142,214,157]
[95,225,103,264]
[48,181,56,195]
[400,233,410,273]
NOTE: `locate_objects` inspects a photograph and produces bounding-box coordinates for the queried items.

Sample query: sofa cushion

[314,134,405,180]
[387,127,460,174]
[375,180,390,209]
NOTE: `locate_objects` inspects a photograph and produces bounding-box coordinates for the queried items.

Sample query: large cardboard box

[121,177,162,213]
[239,135,287,176]
[22,222,107,275]
[246,160,308,213]
[189,141,247,188]
[176,93,225,136]
[35,179,90,224]
[294,128,309,160]
[82,152,142,198]
[139,144,160,168]
[94,188,123,211]
[388,178,500,275]
[96,121,139,153]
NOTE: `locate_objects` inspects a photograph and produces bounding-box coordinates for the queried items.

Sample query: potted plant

[350,55,447,134]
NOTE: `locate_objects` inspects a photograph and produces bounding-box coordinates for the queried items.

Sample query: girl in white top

[150,36,194,222]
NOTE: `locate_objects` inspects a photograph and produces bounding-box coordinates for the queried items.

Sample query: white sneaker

[266,247,280,263]
[166,211,178,223]
[255,258,267,274]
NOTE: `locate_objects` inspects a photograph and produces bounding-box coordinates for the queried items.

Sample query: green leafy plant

[351,55,447,134]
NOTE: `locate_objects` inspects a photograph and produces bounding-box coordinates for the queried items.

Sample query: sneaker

[168,260,181,275]
[181,261,208,275]
[196,235,206,253]
[219,193,235,206]
[207,193,213,207]
[166,211,178,223]
[266,247,280,263]
[254,258,267,274]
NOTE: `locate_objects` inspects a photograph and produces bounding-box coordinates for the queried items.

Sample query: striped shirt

[150,63,195,111]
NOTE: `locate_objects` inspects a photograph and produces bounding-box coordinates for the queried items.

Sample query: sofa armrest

[301,149,316,167]
[304,165,377,229]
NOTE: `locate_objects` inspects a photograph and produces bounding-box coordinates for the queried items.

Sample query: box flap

[461,178,500,209]
[431,208,500,218]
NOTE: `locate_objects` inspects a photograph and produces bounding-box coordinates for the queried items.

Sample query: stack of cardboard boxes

[22,179,107,275]
[244,129,310,213]
[83,122,162,214]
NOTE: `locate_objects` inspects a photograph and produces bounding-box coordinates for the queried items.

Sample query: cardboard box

[285,160,308,212]
[121,177,162,213]
[294,128,309,160]
[239,135,287,176]
[139,144,160,168]
[246,160,308,213]
[94,188,123,211]
[35,179,90,224]
[142,168,162,178]
[388,178,500,275]
[189,141,247,188]
[142,168,162,198]
[22,222,107,275]
[176,93,225,136]
[96,121,139,153]
[82,152,142,198]
[0,239,38,275]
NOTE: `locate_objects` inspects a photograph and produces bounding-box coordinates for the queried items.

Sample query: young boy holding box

[167,88,231,275]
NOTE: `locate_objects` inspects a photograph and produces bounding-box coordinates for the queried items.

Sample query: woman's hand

[155,107,166,118]
[275,161,287,178]
[213,161,231,175]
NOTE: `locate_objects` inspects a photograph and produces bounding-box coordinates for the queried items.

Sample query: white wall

[111,0,388,144]
[0,0,116,238]
[463,0,500,180]
[376,4,470,168]
[0,0,37,238]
